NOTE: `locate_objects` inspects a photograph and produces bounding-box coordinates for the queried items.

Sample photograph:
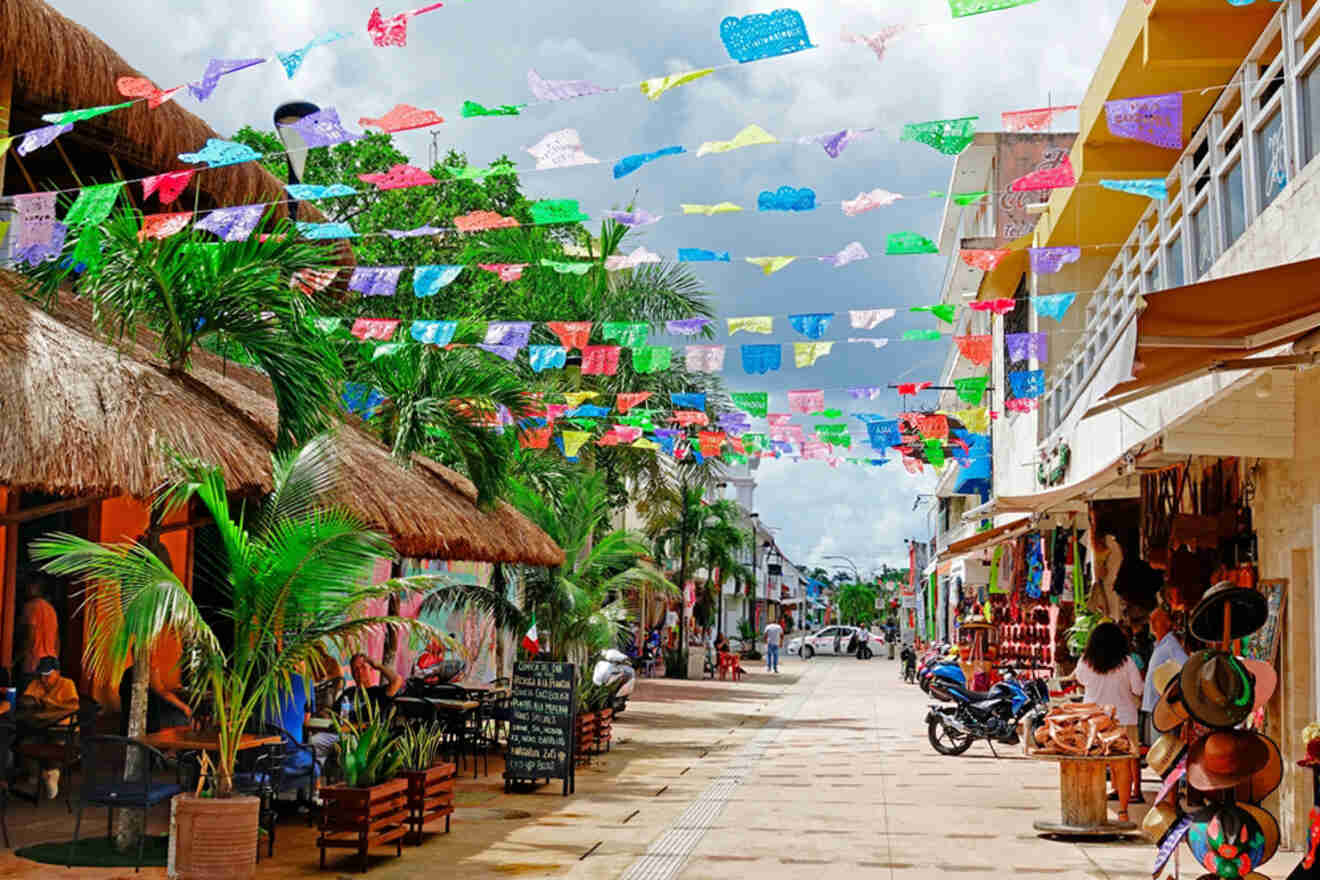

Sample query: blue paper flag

[411,320,458,345]
[720,9,813,63]
[679,248,730,262]
[413,265,464,297]
[178,138,261,168]
[741,344,782,374]
[286,183,357,200]
[1099,178,1168,200]
[613,146,686,179]
[296,221,359,240]
[567,404,611,419]
[530,345,567,372]
[758,186,816,212]
[343,382,385,418]
[1008,369,1045,399]
[671,392,707,410]
[789,313,834,340]
[1032,292,1077,322]
[867,420,902,450]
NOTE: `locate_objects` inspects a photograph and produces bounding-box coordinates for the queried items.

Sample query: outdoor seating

[15,700,99,811]
[487,678,514,745]
[70,735,187,871]
[408,684,485,778]
[717,652,741,681]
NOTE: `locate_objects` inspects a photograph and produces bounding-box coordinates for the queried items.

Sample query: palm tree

[25,205,343,448]
[29,436,517,849]
[689,499,752,629]
[507,472,674,666]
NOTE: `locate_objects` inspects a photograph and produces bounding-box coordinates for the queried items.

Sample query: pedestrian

[18,575,59,681]
[764,619,783,673]
[1141,608,1187,741]
[1072,621,1144,822]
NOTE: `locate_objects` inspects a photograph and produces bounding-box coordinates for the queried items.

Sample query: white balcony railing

[1043,0,1320,436]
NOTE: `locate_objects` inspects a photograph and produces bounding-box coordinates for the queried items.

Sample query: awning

[1100,255,1320,405]
[781,597,805,606]
[937,516,1032,563]
[992,453,1131,515]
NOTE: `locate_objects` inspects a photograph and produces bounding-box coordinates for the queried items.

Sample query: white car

[788,626,880,659]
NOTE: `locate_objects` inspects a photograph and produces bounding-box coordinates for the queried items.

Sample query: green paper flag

[886,232,939,255]
[567,418,599,429]
[371,343,405,360]
[65,182,126,227]
[954,191,990,206]
[70,226,103,274]
[821,408,843,418]
[724,452,749,466]
[530,199,590,225]
[928,190,946,198]
[900,117,978,156]
[461,100,523,117]
[313,317,343,335]
[949,0,1041,18]
[632,346,672,374]
[743,433,767,453]
[924,438,946,468]
[43,101,134,125]
[731,392,769,417]
[602,322,649,347]
[903,329,943,341]
[541,259,593,275]
[620,413,658,430]
[912,304,958,324]
[447,164,513,181]
[954,376,990,404]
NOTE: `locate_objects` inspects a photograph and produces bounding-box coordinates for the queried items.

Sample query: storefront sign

[506,661,577,795]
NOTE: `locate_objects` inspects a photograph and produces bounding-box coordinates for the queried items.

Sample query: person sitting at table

[19,656,79,798]
[341,653,404,716]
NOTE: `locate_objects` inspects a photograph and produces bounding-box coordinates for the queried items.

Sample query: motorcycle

[918,646,965,699]
[924,668,1050,758]
[592,649,637,714]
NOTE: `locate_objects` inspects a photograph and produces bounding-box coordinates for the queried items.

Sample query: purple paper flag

[477,344,521,361]
[799,128,874,158]
[527,69,613,101]
[667,317,711,336]
[718,412,752,435]
[1030,246,1080,274]
[385,225,444,239]
[483,321,533,349]
[821,241,869,267]
[1006,332,1048,362]
[17,123,72,157]
[848,386,883,401]
[1104,92,1182,150]
[16,221,66,266]
[601,209,661,227]
[189,58,266,102]
[349,267,405,297]
[286,107,363,148]
[14,193,58,251]
[195,204,266,242]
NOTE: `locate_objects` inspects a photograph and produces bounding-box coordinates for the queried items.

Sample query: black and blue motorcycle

[925,668,1050,757]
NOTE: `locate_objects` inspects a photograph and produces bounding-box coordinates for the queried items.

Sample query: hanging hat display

[1154,674,1191,733]
[1239,803,1280,869]
[1189,580,1268,643]
[1186,730,1271,792]
[1181,650,1256,729]
[1185,803,1269,879]
[1142,802,1181,844]
[1240,657,1278,714]
[1148,733,1189,778]
[1234,734,1283,803]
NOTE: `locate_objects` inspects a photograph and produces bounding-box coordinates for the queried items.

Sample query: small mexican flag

[522,614,539,656]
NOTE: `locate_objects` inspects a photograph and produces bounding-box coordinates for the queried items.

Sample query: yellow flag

[563,391,599,407]
[945,407,989,433]
[681,202,743,216]
[562,431,592,458]
[0,136,13,159]
[697,124,778,157]
[745,256,796,276]
[631,438,660,450]
[640,69,715,100]
[727,316,773,335]
[794,342,834,368]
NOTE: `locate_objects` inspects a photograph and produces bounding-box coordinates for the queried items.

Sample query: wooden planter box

[595,707,613,755]
[575,712,598,765]
[401,763,456,844]
[317,777,408,872]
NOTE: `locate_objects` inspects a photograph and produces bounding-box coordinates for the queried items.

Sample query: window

[1144,262,1161,293]
[1166,234,1185,288]
[1257,110,1288,208]
[1223,159,1246,247]
[1304,64,1320,163]
[1192,201,1215,277]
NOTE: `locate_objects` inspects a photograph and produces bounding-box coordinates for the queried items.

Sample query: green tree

[836,582,878,627]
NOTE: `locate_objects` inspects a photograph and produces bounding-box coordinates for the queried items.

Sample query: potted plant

[31,438,443,880]
[593,681,619,755]
[396,721,455,842]
[317,697,410,869]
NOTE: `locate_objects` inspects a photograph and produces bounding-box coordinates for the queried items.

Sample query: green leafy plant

[334,695,404,788]
[396,721,448,773]
[1066,609,1101,657]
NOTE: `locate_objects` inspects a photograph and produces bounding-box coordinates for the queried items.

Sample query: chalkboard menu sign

[504,661,576,795]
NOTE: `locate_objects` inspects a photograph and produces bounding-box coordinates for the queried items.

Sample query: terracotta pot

[168,794,259,880]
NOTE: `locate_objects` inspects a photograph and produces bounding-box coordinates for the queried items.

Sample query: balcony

[1043,0,1320,437]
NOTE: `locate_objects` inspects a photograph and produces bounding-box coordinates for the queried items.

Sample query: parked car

[788,626,880,658]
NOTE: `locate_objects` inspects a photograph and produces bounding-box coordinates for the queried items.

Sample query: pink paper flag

[367,2,444,47]
[616,392,652,414]
[291,267,340,295]
[358,104,445,132]
[954,335,994,365]
[673,411,710,428]
[960,249,1010,271]
[685,345,726,373]
[478,263,527,282]
[842,188,902,216]
[456,211,520,233]
[116,76,183,109]
[142,170,195,204]
[581,345,621,375]
[358,164,437,191]
[139,212,192,240]
[351,318,400,341]
[767,414,793,427]
[840,25,904,62]
[968,298,1016,315]
[788,389,824,415]
[1010,156,1075,192]
[1001,105,1077,132]
[547,321,592,351]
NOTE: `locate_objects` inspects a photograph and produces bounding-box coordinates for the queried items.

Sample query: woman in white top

[1073,621,1144,822]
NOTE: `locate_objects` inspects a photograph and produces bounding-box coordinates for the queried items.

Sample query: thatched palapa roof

[0,0,321,219]
[0,271,563,567]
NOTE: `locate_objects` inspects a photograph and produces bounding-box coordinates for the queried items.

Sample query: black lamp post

[274,101,320,222]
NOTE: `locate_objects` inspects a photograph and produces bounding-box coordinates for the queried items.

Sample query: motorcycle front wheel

[927,716,976,756]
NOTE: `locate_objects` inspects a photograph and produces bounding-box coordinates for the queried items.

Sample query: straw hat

[1188,730,1272,792]
[1186,804,1269,878]
[1148,733,1189,778]
[1153,658,1184,694]
[1154,675,1191,733]
[1181,650,1256,729]
[1141,802,1180,844]
[1190,581,1268,643]
[1235,734,1282,803]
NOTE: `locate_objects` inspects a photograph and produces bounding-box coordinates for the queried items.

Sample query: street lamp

[824,554,861,583]
[274,101,321,221]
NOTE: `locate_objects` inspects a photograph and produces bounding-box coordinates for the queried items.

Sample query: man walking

[764,620,783,673]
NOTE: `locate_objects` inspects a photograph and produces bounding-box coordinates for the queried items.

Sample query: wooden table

[143,727,282,753]
[1029,752,1139,837]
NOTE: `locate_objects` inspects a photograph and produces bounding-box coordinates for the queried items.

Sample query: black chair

[70,735,186,870]
[414,684,483,777]
[0,720,14,848]
[488,679,513,746]
[263,724,320,823]
[15,699,98,812]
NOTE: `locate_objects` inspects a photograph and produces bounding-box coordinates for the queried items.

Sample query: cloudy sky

[50,0,1124,574]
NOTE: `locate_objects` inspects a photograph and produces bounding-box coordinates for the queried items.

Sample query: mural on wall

[997,135,1075,244]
